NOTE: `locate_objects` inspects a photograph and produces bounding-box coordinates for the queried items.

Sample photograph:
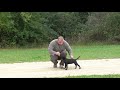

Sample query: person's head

[57,36,64,45]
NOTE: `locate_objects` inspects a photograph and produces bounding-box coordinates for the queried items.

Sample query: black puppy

[60,53,81,70]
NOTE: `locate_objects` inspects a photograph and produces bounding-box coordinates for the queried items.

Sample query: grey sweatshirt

[48,39,72,56]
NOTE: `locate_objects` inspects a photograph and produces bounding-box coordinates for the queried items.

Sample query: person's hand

[55,52,60,56]
[70,55,74,59]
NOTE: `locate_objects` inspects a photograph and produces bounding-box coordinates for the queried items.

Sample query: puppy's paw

[75,66,77,69]
[65,68,67,70]
[79,67,81,69]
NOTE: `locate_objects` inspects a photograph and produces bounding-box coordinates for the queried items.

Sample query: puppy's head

[60,52,66,60]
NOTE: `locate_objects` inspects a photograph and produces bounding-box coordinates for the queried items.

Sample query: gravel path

[0,58,120,78]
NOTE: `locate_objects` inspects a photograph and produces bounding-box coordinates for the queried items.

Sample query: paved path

[0,58,120,78]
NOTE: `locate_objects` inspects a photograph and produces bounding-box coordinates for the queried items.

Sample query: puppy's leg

[78,64,81,69]
[65,63,68,70]
[75,65,77,69]
[74,61,78,69]
[66,64,68,70]
[74,61,81,69]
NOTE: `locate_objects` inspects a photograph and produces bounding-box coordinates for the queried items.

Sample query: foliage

[0,12,120,48]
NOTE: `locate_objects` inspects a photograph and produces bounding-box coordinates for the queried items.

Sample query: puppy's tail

[76,56,80,60]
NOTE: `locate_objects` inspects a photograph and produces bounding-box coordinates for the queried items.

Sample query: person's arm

[48,40,60,56]
[64,41,73,58]
[48,40,56,55]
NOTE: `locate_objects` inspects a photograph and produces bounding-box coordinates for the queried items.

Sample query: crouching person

[48,36,74,68]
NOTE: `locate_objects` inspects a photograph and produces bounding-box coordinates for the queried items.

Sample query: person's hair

[58,36,64,40]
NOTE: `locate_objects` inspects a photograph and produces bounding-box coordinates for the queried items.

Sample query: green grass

[72,44,120,60]
[0,48,49,63]
[0,44,120,63]
[65,74,120,78]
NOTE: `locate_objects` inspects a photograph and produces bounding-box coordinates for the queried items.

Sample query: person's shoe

[59,65,64,69]
[53,64,57,68]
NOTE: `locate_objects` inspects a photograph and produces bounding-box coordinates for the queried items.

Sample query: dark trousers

[50,51,67,65]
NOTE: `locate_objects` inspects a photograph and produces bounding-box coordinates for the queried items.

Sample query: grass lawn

[0,44,120,63]
[72,44,120,60]
[65,74,120,78]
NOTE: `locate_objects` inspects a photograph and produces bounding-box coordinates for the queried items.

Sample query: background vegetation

[1,12,120,48]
